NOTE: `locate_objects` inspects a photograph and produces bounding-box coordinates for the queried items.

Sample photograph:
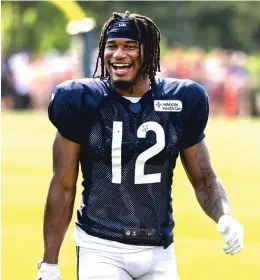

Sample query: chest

[84,100,182,158]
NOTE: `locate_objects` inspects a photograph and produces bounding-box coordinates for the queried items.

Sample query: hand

[36,263,61,280]
[217,215,244,255]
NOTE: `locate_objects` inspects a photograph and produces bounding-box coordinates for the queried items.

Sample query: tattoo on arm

[182,141,230,223]
[195,178,230,223]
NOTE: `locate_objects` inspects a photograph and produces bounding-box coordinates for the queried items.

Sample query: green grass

[2,111,260,280]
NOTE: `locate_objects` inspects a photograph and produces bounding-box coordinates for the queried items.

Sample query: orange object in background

[223,83,238,117]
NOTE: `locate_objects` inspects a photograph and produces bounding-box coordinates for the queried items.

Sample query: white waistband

[73,225,156,253]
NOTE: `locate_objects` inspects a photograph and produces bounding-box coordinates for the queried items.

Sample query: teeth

[112,63,131,67]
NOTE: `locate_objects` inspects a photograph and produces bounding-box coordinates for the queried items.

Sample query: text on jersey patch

[154,100,182,112]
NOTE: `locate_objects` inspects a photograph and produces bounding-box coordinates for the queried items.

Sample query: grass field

[2,111,260,280]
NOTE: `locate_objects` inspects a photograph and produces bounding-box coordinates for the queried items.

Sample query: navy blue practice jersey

[48,78,209,248]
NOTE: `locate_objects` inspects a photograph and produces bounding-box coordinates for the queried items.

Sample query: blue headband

[105,18,145,43]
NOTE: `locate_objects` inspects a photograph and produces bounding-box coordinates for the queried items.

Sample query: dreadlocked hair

[92,11,161,92]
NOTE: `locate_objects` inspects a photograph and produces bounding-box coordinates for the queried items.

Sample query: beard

[111,70,144,92]
[112,80,134,90]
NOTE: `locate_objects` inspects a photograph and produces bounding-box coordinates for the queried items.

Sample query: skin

[42,132,80,263]
[180,140,231,223]
[104,38,150,97]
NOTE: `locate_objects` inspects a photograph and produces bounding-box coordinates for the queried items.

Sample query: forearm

[194,177,231,223]
[181,140,231,224]
[43,180,76,263]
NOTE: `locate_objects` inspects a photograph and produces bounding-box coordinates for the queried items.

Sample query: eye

[125,45,138,50]
[105,44,116,50]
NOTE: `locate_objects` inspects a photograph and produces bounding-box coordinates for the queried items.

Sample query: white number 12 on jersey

[112,121,165,184]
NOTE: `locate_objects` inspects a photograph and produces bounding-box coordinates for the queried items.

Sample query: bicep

[180,139,216,190]
[52,131,80,189]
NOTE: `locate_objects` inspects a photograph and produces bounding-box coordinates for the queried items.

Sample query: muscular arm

[43,132,80,263]
[180,140,230,223]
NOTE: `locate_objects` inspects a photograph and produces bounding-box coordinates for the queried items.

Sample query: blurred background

[2,1,260,116]
[1,1,260,280]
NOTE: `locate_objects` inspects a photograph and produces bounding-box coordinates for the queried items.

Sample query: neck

[114,78,151,97]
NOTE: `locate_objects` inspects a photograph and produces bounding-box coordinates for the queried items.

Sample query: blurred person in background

[29,55,52,110]
[204,49,227,116]
[1,50,16,109]
[188,47,206,87]
[8,50,32,109]
[36,11,244,280]
[246,53,260,116]
[160,47,256,118]
[225,51,250,117]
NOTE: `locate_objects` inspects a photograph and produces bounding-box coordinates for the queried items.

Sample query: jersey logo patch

[154,100,182,112]
[124,228,156,240]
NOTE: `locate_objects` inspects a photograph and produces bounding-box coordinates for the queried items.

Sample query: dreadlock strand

[130,17,147,79]
[137,15,160,75]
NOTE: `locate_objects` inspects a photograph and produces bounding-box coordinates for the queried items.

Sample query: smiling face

[104,38,145,90]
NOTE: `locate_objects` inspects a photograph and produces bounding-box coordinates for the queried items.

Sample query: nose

[113,47,127,59]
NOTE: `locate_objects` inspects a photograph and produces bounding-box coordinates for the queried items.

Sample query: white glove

[36,263,61,280]
[217,215,244,255]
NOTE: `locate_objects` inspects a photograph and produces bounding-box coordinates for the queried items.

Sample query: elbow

[50,175,76,192]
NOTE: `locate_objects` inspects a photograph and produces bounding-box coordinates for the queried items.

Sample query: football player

[36,11,244,280]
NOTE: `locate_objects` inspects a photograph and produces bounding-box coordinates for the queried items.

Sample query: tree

[2,1,260,55]
[1,1,69,55]
[79,1,260,52]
